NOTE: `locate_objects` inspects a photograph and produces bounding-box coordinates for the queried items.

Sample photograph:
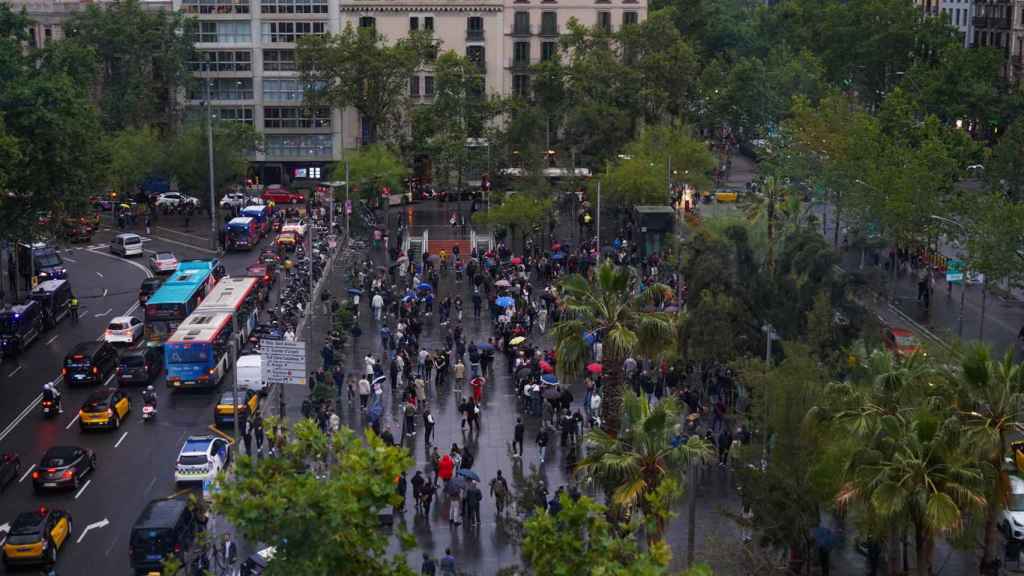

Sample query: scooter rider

[42,382,63,414]
[142,385,158,409]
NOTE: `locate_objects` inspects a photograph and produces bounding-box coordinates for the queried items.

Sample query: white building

[939,0,975,46]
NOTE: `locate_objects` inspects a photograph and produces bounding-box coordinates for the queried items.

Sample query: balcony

[539,25,559,37]
[511,24,533,36]
[466,29,484,41]
[509,58,531,71]
[974,15,1011,28]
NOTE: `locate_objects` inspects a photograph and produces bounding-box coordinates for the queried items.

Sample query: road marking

[104,533,120,557]
[96,271,104,278]
[65,413,80,430]
[0,393,42,443]
[0,522,8,546]
[155,226,211,241]
[46,334,59,345]
[114,431,128,448]
[143,475,157,496]
[75,518,109,543]
[149,232,218,254]
[94,308,112,318]
[74,479,91,499]
[19,464,35,483]
[63,255,77,263]
[166,488,192,500]
[102,288,108,298]
[7,366,21,378]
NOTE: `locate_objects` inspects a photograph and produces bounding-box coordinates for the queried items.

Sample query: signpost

[261,339,306,420]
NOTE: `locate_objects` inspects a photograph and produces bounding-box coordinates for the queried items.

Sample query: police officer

[69,295,79,324]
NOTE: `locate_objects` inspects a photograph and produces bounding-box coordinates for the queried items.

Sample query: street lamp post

[760,323,776,468]
[203,56,218,252]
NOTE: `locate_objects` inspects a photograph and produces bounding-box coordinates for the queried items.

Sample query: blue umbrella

[495,296,515,308]
[477,342,495,351]
[417,282,433,291]
[540,374,558,386]
[402,294,415,303]
[551,252,566,261]
[583,331,597,345]
[457,468,481,482]
[347,288,363,295]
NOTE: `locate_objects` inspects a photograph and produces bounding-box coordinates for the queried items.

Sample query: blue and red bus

[165,311,234,390]
[143,268,214,345]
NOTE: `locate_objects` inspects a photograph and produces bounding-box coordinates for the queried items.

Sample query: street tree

[342,144,409,205]
[65,0,194,132]
[575,392,712,554]
[164,119,260,205]
[521,494,716,575]
[618,9,701,124]
[551,261,675,436]
[106,126,165,198]
[471,193,553,251]
[951,345,1024,570]
[297,25,430,145]
[988,116,1024,202]
[604,124,715,207]
[214,419,415,576]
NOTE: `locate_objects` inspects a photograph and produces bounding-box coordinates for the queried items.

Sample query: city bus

[240,205,271,237]
[193,276,260,348]
[143,268,214,345]
[164,311,234,390]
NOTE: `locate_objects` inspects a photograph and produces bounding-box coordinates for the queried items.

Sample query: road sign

[946,258,964,284]
[261,339,306,386]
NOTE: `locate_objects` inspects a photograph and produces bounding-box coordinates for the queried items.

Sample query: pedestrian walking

[417,552,437,575]
[466,480,482,527]
[372,292,384,320]
[537,425,549,464]
[490,470,509,516]
[358,376,371,410]
[440,549,456,575]
[512,417,524,458]
[395,472,407,514]
[253,413,265,456]
[423,408,435,446]
[718,426,733,466]
[241,417,253,456]
[145,215,151,235]
[221,534,237,575]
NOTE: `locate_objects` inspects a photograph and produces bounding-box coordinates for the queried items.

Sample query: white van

[110,233,143,257]
[236,354,266,396]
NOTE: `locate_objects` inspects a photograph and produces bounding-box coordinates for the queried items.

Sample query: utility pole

[761,323,775,469]
[230,342,240,447]
[595,181,601,249]
[203,56,217,252]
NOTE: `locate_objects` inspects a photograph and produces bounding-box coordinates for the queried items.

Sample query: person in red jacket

[439,452,455,485]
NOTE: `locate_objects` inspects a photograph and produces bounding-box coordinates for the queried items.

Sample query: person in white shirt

[593,341,603,362]
[371,292,384,320]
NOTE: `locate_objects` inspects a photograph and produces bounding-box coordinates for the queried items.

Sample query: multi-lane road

[0,222,273,574]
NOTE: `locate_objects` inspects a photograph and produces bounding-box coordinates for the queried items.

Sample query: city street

[0,210,279,574]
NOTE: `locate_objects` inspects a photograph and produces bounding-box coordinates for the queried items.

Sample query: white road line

[46,334,59,345]
[149,233,218,254]
[74,479,91,499]
[102,288,108,297]
[63,255,77,263]
[65,413,80,430]
[94,308,112,317]
[114,431,128,448]
[7,366,21,378]
[19,464,35,483]
[104,373,116,386]
[96,271,104,278]
[0,393,42,443]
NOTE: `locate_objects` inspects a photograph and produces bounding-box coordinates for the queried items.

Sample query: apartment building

[972,0,1024,80]
[940,0,975,46]
[10,0,644,185]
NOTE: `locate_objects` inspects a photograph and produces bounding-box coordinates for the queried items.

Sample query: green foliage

[164,120,260,203]
[106,126,165,197]
[551,261,675,435]
[960,189,1024,289]
[471,193,553,249]
[988,117,1024,202]
[520,494,671,575]
[341,144,409,202]
[604,124,715,206]
[576,393,712,546]
[65,0,193,131]
[297,25,429,145]
[214,419,415,576]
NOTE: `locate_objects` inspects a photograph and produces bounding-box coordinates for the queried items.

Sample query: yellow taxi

[275,231,297,250]
[2,507,72,567]
[214,389,259,429]
[79,387,131,431]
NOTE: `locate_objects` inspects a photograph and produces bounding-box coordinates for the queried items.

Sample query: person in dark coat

[395,472,408,514]
[718,426,733,466]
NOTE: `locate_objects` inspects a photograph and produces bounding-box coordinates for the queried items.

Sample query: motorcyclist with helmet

[42,381,63,414]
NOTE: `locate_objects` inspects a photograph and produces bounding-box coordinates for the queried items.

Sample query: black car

[0,453,20,492]
[117,348,163,385]
[31,446,95,493]
[139,277,163,304]
[63,341,118,386]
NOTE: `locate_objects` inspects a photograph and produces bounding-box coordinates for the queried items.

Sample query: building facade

[972,0,1024,80]
[939,0,975,46]
[10,0,645,184]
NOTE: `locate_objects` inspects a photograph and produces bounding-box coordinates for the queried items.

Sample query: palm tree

[837,411,987,576]
[551,260,676,436]
[952,344,1024,571]
[574,392,712,543]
